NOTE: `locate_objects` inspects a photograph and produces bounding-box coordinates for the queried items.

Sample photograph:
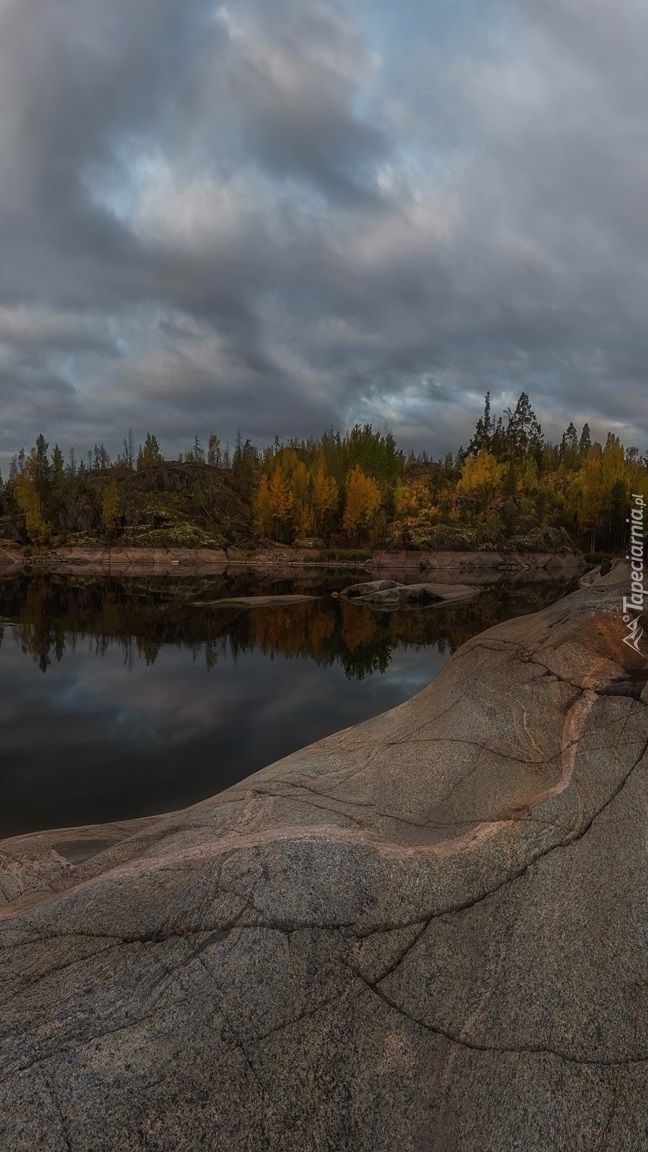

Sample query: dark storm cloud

[1,0,647,465]
[212,0,390,200]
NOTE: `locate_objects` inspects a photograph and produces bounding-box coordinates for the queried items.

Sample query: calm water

[0,568,578,838]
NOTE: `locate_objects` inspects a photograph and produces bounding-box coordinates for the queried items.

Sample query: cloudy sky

[1,0,647,467]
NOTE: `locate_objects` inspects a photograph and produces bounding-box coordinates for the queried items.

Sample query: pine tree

[207,434,222,467]
[468,393,493,455]
[92,443,111,470]
[579,423,592,456]
[503,393,544,460]
[51,445,65,487]
[560,422,578,458]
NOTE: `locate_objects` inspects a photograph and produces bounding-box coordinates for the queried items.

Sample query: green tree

[468,393,494,455]
[51,445,65,487]
[501,393,544,461]
[32,435,51,500]
[559,422,579,467]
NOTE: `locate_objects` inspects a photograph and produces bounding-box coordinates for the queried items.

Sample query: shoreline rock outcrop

[1,562,646,1150]
[0,543,585,577]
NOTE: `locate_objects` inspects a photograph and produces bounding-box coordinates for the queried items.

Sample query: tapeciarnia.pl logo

[622,493,646,655]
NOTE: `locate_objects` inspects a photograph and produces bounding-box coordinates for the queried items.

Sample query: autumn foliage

[1,400,647,552]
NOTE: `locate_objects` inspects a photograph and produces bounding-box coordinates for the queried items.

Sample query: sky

[1,0,647,467]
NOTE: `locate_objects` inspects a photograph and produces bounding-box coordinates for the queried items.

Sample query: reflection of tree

[0,573,579,681]
[339,599,378,650]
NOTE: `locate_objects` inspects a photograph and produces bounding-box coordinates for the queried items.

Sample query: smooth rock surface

[1,563,647,1150]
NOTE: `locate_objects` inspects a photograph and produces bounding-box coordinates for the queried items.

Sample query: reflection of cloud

[2,0,648,462]
[0,626,447,836]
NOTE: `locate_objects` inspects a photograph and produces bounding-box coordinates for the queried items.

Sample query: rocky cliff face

[1,564,646,1151]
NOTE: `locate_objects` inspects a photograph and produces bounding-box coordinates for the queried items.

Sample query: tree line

[1,393,647,552]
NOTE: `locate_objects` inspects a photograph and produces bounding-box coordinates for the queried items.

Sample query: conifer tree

[51,445,65,487]
[468,393,493,455]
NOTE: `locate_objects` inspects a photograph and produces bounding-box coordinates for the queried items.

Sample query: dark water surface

[0,568,579,838]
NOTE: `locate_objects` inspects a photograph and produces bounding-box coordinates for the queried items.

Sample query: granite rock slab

[339,578,477,608]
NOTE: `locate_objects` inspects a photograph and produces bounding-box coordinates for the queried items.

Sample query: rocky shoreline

[0,543,585,577]
[1,560,646,1149]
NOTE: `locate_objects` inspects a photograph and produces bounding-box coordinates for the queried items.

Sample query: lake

[0,567,579,838]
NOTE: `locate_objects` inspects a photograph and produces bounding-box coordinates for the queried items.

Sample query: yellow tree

[268,467,294,540]
[290,460,314,537]
[343,467,382,545]
[15,457,49,545]
[456,450,505,514]
[311,452,338,533]
[391,478,440,548]
[578,445,605,550]
[627,452,648,504]
[254,475,274,538]
[394,478,433,518]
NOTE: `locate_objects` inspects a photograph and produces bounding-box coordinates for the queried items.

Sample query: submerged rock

[340,578,399,597]
[1,563,647,1150]
[339,577,477,608]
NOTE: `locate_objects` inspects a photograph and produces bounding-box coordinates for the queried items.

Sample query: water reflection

[0,571,577,679]
[0,571,578,838]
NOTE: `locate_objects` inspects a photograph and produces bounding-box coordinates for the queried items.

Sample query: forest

[1,392,647,555]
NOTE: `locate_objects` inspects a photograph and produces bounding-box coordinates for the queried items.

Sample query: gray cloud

[1,0,647,466]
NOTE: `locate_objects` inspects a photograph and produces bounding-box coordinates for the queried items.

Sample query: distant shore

[0,544,585,577]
